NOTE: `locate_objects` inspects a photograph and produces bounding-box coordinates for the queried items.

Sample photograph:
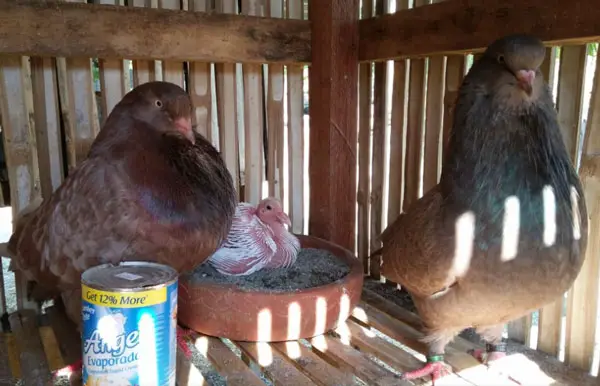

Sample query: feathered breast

[207,203,278,276]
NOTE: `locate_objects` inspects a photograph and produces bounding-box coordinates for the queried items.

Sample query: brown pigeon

[4,81,237,344]
[376,34,588,383]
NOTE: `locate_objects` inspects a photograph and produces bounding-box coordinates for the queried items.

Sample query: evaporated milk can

[81,261,178,386]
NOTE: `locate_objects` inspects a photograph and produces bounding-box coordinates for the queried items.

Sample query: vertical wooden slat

[357,0,373,273]
[308,0,359,251]
[402,0,428,210]
[0,55,41,311]
[507,46,556,346]
[368,0,388,280]
[9,311,52,384]
[422,0,446,192]
[214,0,240,195]
[386,0,409,225]
[387,61,408,221]
[422,54,445,193]
[287,0,305,233]
[30,57,64,198]
[159,0,185,88]
[265,0,285,201]
[440,55,464,157]
[189,1,214,143]
[538,45,587,358]
[129,0,158,86]
[564,46,600,371]
[556,46,587,162]
[241,0,265,205]
[97,0,128,122]
[56,0,99,171]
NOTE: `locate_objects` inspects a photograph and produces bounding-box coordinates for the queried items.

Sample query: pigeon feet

[53,358,83,385]
[469,348,506,363]
[177,325,194,358]
[402,356,451,385]
[469,342,507,364]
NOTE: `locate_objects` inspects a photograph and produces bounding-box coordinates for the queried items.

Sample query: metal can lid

[81,261,178,292]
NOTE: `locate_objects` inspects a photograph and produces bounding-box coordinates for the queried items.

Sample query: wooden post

[308,0,359,251]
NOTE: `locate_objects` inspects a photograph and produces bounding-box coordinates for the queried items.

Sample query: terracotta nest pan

[178,234,364,342]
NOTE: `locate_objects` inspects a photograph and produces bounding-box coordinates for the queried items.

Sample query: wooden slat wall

[368,0,387,280]
[538,45,588,360]
[287,0,305,233]
[0,55,41,311]
[357,0,373,274]
[566,45,600,372]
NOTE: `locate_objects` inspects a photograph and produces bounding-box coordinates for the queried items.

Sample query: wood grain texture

[422,55,445,191]
[310,333,410,386]
[563,52,600,371]
[368,0,388,280]
[46,306,80,366]
[265,0,285,201]
[29,56,64,198]
[9,311,52,385]
[0,0,311,64]
[402,56,426,210]
[359,0,600,62]
[357,0,373,273]
[0,55,41,311]
[214,0,241,195]
[286,0,305,233]
[308,0,359,251]
[193,334,264,386]
[241,0,265,205]
[236,341,315,385]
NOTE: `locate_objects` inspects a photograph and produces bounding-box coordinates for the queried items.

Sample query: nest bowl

[177,234,364,342]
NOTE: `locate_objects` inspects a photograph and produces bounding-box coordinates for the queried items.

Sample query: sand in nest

[187,248,350,292]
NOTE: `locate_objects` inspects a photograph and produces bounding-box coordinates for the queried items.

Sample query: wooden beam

[0,0,311,64]
[308,0,359,251]
[359,0,600,62]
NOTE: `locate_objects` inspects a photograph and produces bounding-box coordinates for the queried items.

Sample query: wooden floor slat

[339,319,474,386]
[176,347,207,385]
[355,300,518,386]
[271,340,357,386]
[39,325,66,372]
[237,341,316,385]
[9,310,53,385]
[0,333,15,386]
[310,333,410,386]
[193,334,264,386]
[46,305,80,366]
[1,287,597,385]
[360,287,598,386]
[5,333,20,379]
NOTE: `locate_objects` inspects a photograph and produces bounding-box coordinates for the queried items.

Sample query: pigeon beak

[277,212,292,228]
[174,117,195,145]
[515,69,535,96]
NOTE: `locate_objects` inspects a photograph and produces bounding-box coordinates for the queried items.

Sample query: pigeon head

[117,81,195,145]
[256,197,291,229]
[466,34,547,102]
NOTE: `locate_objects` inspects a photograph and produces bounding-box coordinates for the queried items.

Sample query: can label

[81,282,178,386]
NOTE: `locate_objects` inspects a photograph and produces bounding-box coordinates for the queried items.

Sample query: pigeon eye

[497,54,505,64]
[266,205,272,210]
[155,100,163,108]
